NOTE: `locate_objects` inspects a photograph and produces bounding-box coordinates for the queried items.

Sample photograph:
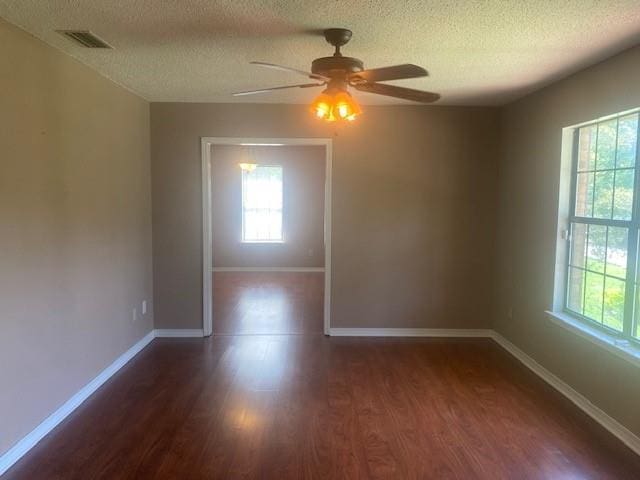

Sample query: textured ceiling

[2,1,640,105]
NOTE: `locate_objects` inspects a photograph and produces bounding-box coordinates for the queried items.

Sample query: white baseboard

[154,329,204,338]
[212,267,324,273]
[0,330,155,477]
[329,328,493,337]
[490,331,640,457]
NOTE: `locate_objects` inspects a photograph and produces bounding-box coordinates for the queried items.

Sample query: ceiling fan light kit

[310,89,362,122]
[233,28,440,123]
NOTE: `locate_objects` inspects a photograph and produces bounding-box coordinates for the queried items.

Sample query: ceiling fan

[232,28,440,122]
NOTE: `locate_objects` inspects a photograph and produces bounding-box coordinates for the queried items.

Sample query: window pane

[575,117,637,220]
[574,172,594,217]
[242,165,283,242]
[635,235,640,340]
[596,120,617,170]
[606,226,628,279]
[583,271,604,322]
[636,285,640,338]
[593,171,614,218]
[612,169,634,220]
[616,114,638,168]
[603,276,625,331]
[578,125,597,171]
[269,211,282,239]
[567,267,585,314]
[631,278,640,339]
[569,223,587,268]
[586,225,606,273]
[244,210,257,239]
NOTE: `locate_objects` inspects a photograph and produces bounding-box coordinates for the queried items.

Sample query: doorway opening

[201,138,332,336]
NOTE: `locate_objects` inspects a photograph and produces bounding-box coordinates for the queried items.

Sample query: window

[241,165,283,242]
[565,111,640,341]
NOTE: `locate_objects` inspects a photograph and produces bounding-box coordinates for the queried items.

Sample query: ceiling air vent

[57,30,112,49]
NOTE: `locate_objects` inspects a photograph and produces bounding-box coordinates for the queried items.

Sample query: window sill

[545,311,640,369]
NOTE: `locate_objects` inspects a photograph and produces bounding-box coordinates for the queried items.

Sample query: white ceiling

[2,0,640,105]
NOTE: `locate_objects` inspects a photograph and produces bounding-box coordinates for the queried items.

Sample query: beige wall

[151,103,500,330]
[211,145,325,268]
[495,45,640,437]
[0,19,153,455]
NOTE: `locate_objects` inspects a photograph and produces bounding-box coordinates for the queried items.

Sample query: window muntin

[241,165,283,242]
[566,112,640,340]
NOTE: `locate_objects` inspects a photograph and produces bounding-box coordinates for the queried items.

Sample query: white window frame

[240,164,284,244]
[549,108,640,368]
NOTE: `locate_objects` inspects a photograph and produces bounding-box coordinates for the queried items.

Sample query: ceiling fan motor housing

[312,28,363,79]
[311,56,364,77]
[323,28,353,48]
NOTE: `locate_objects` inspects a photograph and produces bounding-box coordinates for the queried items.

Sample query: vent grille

[57,30,112,49]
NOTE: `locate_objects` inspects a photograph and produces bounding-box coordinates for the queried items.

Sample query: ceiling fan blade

[354,82,440,103]
[250,61,330,82]
[232,83,324,97]
[350,64,428,83]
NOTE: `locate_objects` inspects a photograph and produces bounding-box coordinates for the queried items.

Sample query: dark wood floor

[4,274,640,479]
[6,337,640,479]
[213,272,324,335]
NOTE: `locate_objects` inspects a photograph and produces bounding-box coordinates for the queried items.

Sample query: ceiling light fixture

[239,163,257,172]
[310,86,362,123]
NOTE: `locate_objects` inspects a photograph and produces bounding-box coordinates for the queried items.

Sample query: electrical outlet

[132,307,137,322]
[142,300,147,315]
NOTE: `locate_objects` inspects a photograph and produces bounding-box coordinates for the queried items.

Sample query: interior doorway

[201,138,332,336]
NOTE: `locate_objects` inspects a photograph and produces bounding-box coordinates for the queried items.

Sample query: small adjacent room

[210,143,327,335]
[2,1,640,478]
